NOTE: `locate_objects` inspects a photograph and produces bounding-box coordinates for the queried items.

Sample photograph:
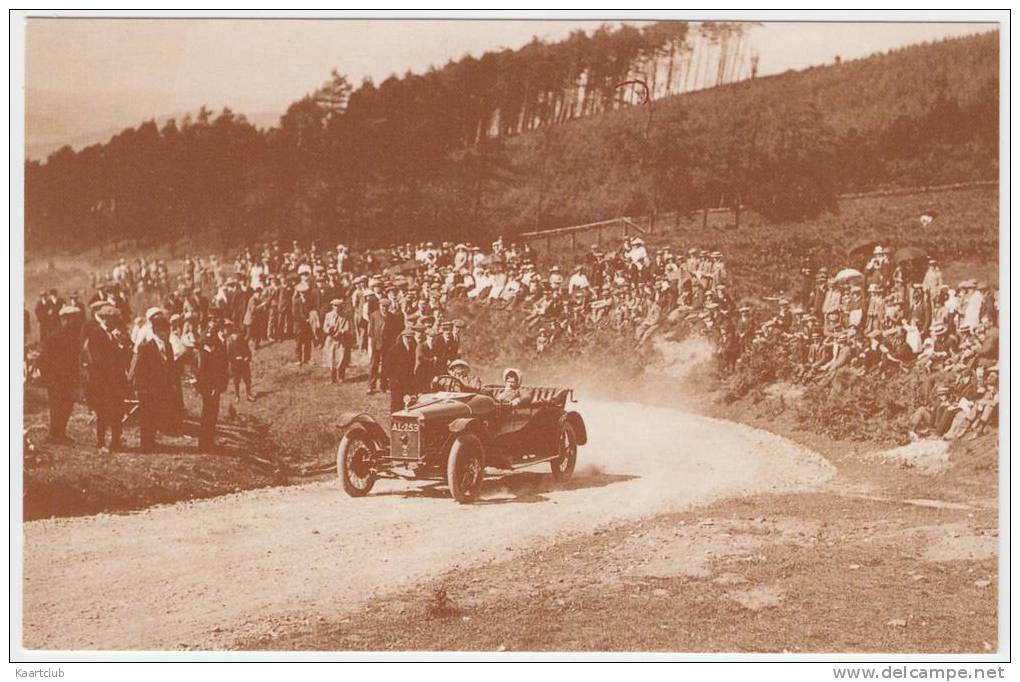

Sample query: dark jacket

[81,324,131,410]
[225,332,252,364]
[129,337,175,402]
[383,337,417,389]
[39,322,81,392]
[196,336,229,394]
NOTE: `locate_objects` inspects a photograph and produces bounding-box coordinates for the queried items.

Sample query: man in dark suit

[195,321,229,450]
[38,305,82,442]
[81,305,131,453]
[128,310,176,452]
[415,326,442,391]
[366,299,394,394]
[292,282,313,365]
[383,327,417,413]
[35,289,62,342]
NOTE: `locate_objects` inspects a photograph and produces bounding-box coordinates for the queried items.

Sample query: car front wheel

[550,421,578,481]
[338,429,376,497]
[447,433,485,504]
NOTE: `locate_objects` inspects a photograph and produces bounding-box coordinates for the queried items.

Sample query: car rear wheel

[447,434,484,504]
[338,429,376,497]
[550,421,578,481]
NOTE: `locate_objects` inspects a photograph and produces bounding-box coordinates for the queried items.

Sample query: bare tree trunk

[664,41,676,96]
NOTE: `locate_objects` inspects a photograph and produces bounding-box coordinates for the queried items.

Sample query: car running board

[509,455,559,470]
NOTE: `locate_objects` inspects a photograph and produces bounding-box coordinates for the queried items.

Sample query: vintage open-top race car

[336,375,587,503]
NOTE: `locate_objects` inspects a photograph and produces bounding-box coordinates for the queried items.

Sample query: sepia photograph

[9,9,1009,669]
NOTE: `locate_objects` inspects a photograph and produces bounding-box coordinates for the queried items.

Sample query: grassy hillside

[488,32,998,234]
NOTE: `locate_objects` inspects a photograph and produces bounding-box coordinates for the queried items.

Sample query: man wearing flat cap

[383,327,418,413]
[292,281,314,365]
[38,305,82,443]
[322,298,354,383]
[415,326,442,392]
[81,305,131,453]
[366,298,399,394]
[195,320,229,450]
[128,309,177,451]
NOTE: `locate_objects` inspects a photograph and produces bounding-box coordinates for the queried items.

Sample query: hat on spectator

[935,385,951,397]
[330,298,342,306]
[58,305,80,317]
[145,307,166,322]
[452,319,466,328]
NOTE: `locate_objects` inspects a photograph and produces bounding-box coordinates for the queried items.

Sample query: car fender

[339,412,389,450]
[562,410,588,445]
[448,417,489,441]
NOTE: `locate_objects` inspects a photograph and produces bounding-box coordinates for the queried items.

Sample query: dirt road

[22,401,833,651]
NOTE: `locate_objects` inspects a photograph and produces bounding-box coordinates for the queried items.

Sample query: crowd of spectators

[30,233,999,450]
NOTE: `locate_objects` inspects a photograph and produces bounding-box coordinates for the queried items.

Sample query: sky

[24,17,997,156]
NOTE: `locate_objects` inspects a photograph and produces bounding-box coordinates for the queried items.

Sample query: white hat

[502,367,522,382]
[145,307,166,321]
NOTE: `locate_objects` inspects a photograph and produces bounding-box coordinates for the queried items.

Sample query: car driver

[448,359,481,391]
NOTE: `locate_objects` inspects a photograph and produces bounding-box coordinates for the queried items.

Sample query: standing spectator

[128,310,176,452]
[35,289,61,342]
[366,299,392,394]
[38,305,82,442]
[415,326,441,391]
[384,328,418,413]
[322,299,353,384]
[225,322,255,402]
[81,305,131,453]
[292,282,314,365]
[195,322,229,450]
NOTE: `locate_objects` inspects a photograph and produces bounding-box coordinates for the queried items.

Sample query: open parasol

[893,246,928,265]
[848,239,879,261]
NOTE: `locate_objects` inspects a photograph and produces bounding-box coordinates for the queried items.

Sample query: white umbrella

[833,268,864,284]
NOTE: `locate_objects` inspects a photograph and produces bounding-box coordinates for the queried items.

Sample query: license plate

[391,420,420,459]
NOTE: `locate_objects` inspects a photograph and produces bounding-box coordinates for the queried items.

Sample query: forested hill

[25,27,998,253]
